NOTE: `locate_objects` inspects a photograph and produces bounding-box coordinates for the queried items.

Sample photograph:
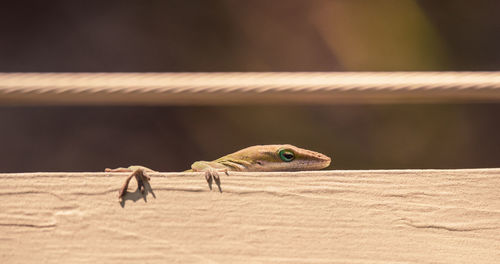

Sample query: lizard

[106,144,331,199]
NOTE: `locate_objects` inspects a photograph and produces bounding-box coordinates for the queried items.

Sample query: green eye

[278,149,295,162]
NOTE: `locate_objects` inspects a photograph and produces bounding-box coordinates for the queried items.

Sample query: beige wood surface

[1,169,499,263]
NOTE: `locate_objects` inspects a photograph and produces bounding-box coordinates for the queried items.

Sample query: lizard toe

[205,171,213,190]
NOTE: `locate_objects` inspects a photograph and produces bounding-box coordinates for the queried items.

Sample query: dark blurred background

[0,0,499,172]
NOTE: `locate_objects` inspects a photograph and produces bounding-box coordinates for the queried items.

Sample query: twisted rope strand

[1,72,500,104]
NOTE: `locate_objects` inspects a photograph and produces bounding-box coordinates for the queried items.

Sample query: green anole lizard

[106,144,331,199]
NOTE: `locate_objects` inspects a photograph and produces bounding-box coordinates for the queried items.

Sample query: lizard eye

[278,149,295,162]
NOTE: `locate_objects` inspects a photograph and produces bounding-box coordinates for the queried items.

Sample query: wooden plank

[1,169,499,263]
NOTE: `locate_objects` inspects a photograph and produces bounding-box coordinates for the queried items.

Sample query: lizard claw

[106,165,156,200]
[204,169,223,193]
[116,168,152,200]
[205,171,213,190]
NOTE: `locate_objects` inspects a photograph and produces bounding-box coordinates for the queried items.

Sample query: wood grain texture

[1,169,499,263]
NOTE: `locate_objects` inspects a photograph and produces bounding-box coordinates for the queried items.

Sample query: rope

[1,72,499,104]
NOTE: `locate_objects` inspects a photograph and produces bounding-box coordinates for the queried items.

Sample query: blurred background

[0,0,499,172]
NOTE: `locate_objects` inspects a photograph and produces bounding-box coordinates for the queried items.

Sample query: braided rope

[1,72,499,104]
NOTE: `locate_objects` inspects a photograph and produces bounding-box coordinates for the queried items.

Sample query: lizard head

[228,144,331,171]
